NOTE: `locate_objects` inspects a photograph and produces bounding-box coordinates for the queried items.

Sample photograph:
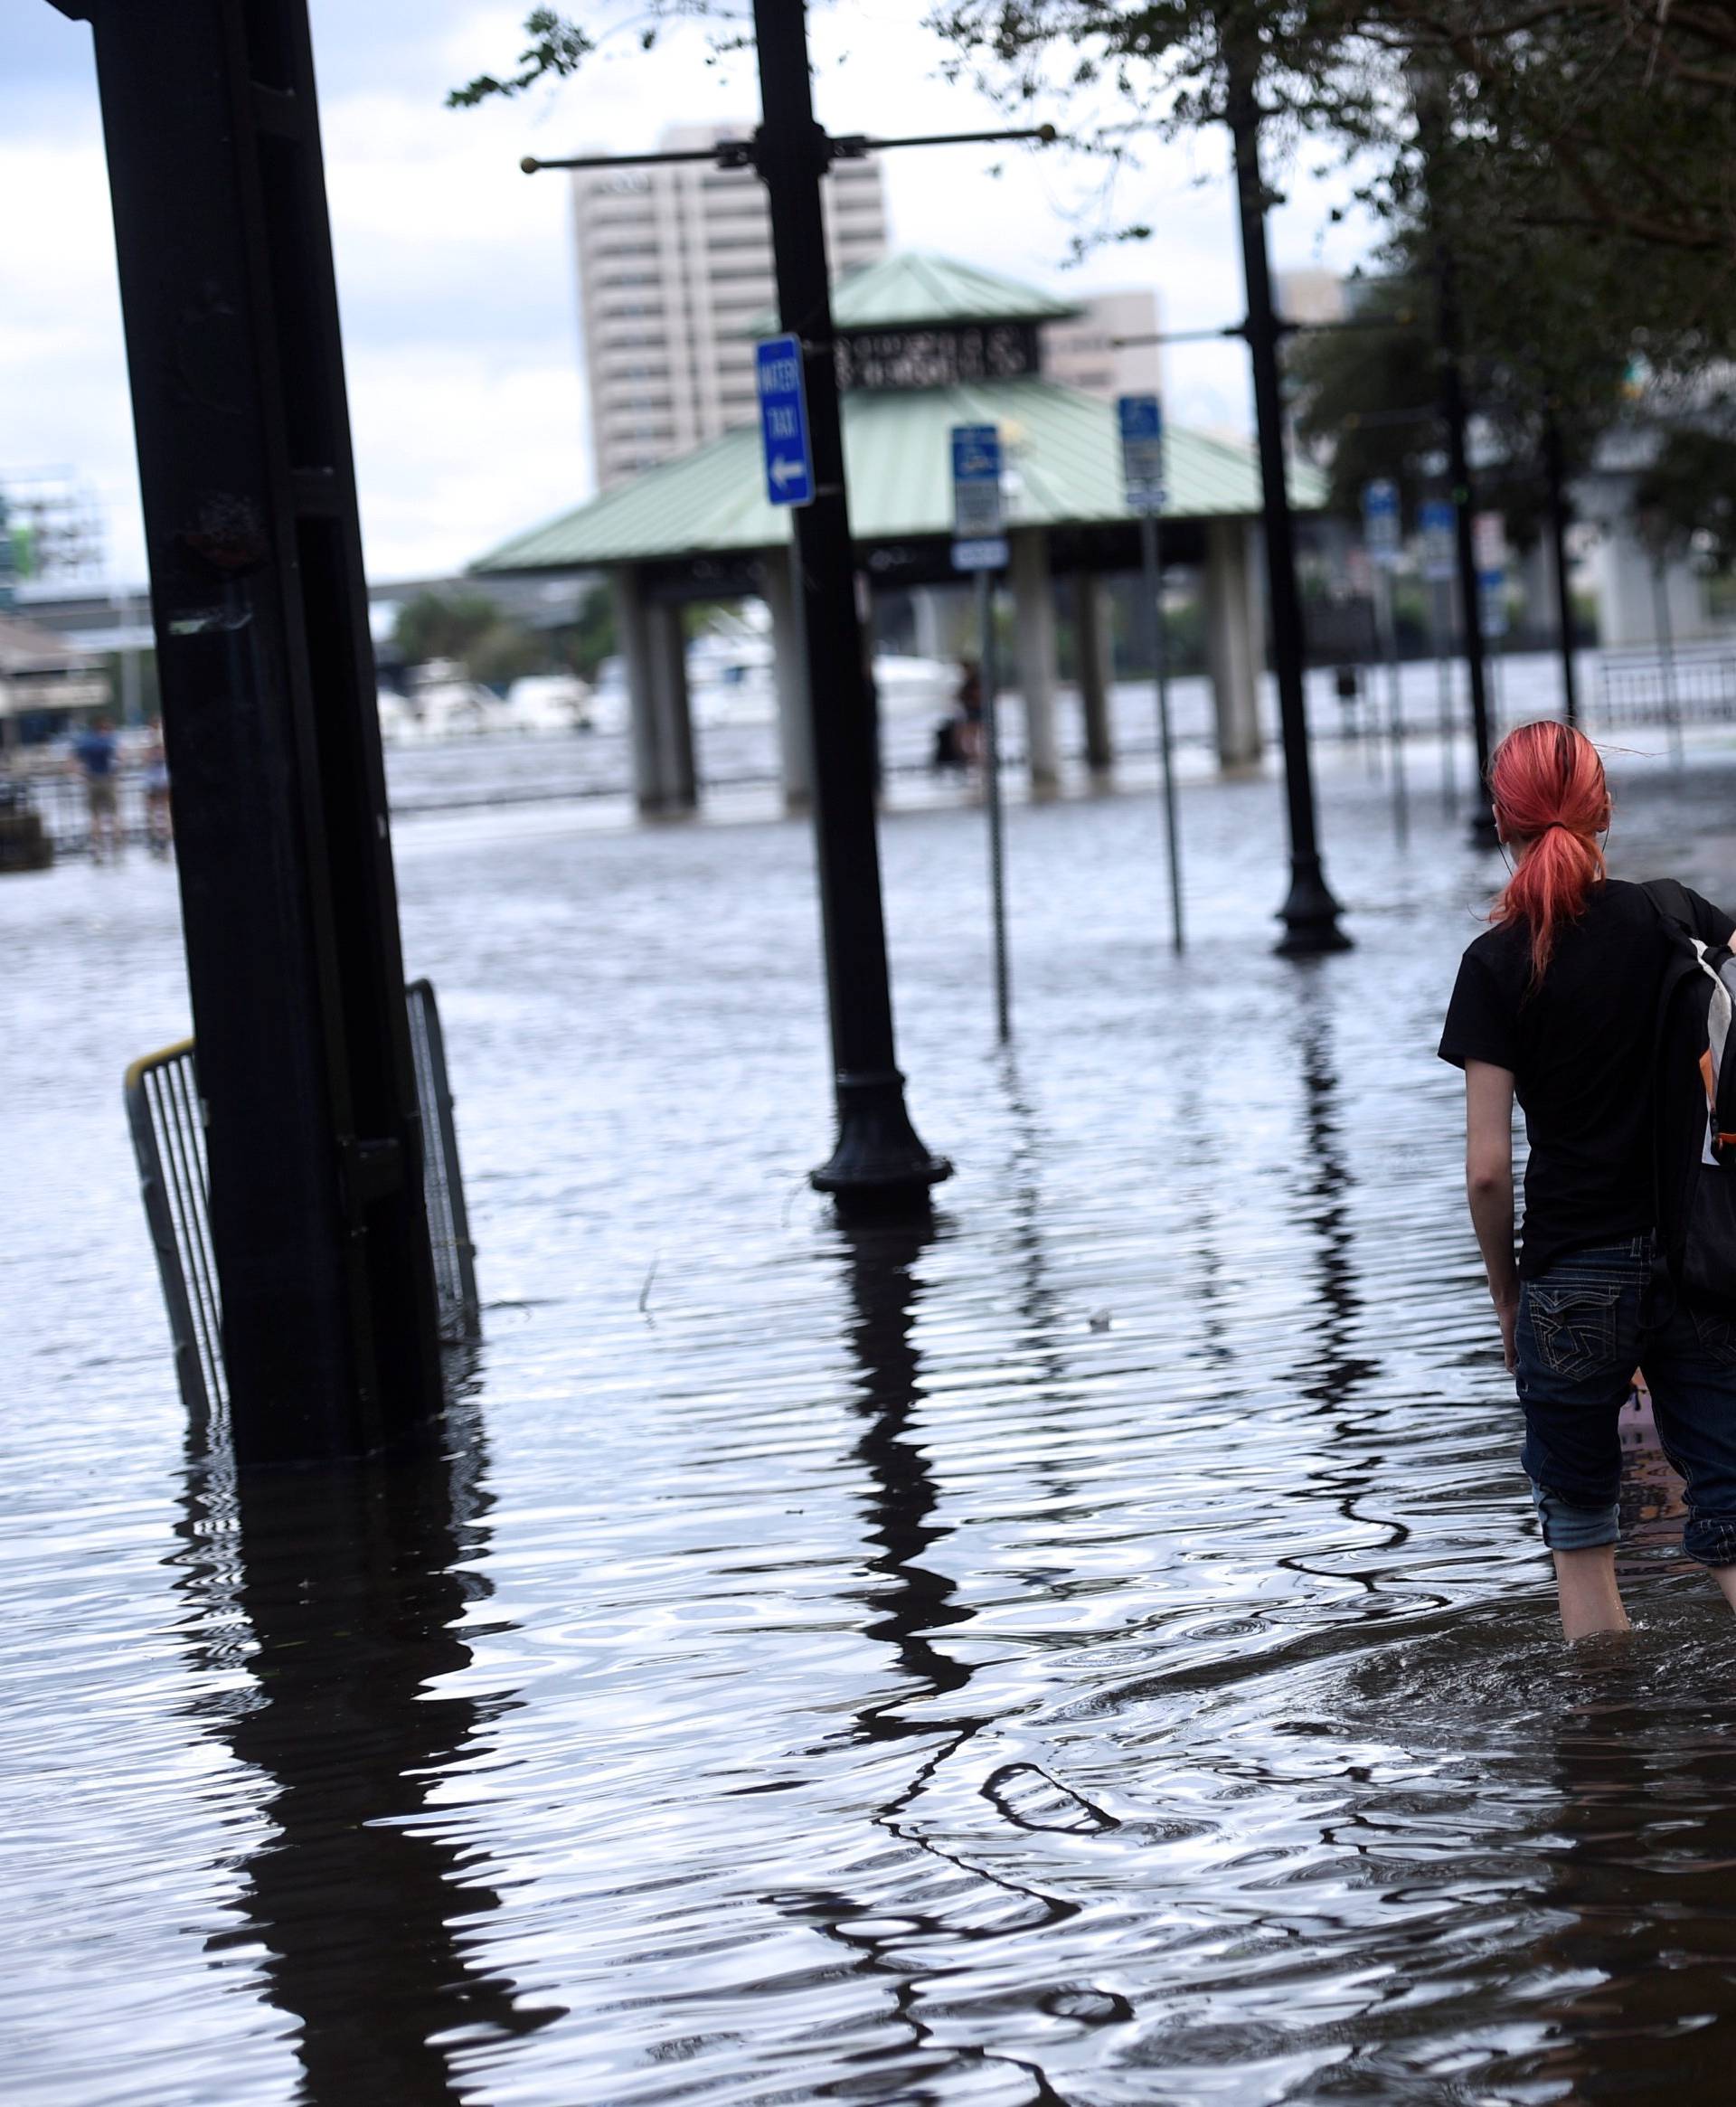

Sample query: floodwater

[5,699,1736,2105]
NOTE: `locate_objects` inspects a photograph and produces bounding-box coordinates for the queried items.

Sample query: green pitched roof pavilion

[474,379,1325,575]
[474,250,1324,577]
[752,250,1084,337]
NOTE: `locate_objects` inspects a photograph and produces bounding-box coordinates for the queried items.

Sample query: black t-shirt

[1439,878,1733,1278]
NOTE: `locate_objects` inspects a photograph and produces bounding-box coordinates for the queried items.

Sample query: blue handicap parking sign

[1117,394,1165,509]
[756,335,814,507]
[1362,478,1401,566]
[1420,497,1457,581]
[951,423,1005,534]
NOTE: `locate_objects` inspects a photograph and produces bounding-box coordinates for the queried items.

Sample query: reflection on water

[175,1394,561,2103]
[843,1215,975,1731]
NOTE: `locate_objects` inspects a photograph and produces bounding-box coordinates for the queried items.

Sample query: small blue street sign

[1420,497,1456,582]
[1479,568,1509,638]
[952,536,1010,572]
[1117,393,1165,511]
[756,335,814,507]
[1362,478,1401,567]
[951,423,1005,542]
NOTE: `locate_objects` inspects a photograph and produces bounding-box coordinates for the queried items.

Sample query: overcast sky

[2,1,1376,588]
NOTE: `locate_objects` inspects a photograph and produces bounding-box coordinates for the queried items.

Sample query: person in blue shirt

[71,715,120,862]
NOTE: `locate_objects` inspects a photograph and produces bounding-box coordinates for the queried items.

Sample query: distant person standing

[141,721,172,858]
[71,715,120,862]
[955,658,985,766]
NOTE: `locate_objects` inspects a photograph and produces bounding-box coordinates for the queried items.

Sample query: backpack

[1645,879,1736,1313]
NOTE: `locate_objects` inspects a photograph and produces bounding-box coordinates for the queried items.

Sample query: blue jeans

[1515,1237,1736,1564]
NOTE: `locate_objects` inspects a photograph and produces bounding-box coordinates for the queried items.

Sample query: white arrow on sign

[770,457,804,491]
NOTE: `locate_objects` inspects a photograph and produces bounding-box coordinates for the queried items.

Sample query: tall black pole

[55,0,446,1460]
[1429,224,1497,840]
[1543,415,1580,727]
[1224,44,1350,956]
[749,0,949,1213]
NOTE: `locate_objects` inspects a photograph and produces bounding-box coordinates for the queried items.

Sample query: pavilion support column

[763,549,811,814]
[911,586,950,666]
[1075,571,1115,776]
[646,600,698,814]
[613,565,666,817]
[1203,517,1264,771]
[1010,528,1061,796]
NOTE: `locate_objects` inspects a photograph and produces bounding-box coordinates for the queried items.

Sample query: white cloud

[346,347,590,576]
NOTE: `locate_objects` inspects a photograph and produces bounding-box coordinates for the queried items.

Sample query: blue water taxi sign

[1117,393,1165,511]
[951,423,1007,571]
[756,335,814,506]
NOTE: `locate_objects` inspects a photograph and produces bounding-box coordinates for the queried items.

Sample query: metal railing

[125,1038,225,1422]
[406,978,481,1343]
[126,980,478,1422]
[1594,643,1736,728]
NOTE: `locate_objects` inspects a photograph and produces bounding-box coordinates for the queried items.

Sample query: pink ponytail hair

[1488,721,1609,983]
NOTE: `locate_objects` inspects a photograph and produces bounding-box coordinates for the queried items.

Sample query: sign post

[1474,511,1508,742]
[1362,478,1408,846]
[1420,496,1458,813]
[1118,394,1184,952]
[951,423,1011,1043]
[1648,556,1686,770]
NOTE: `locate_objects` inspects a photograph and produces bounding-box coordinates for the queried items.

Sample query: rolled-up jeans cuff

[1530,1479,1619,1552]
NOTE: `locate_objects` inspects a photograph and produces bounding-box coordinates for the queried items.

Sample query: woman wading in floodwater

[1440,722,1736,1639]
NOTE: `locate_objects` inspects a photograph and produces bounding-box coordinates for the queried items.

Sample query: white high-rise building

[572,124,889,489]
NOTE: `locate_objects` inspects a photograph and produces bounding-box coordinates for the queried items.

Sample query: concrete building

[0,612,108,738]
[572,124,889,489]
[1039,291,1162,404]
[1275,268,1347,329]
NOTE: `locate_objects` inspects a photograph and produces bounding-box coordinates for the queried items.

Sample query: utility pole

[524,36,1050,1216]
[1410,62,1498,841]
[1435,257,1496,840]
[1543,415,1580,727]
[749,0,950,1211]
[1223,42,1350,957]
[52,0,446,1460]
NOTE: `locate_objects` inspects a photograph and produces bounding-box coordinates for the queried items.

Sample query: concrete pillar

[646,600,697,812]
[762,550,812,813]
[1591,520,1710,647]
[614,566,695,816]
[1074,570,1115,774]
[1010,527,1061,794]
[613,566,662,817]
[1203,517,1264,770]
[911,585,948,664]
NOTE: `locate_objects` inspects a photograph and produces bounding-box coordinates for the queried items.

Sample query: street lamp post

[1434,253,1497,842]
[1224,43,1351,956]
[1543,415,1580,727]
[750,0,951,1213]
[524,50,1053,1217]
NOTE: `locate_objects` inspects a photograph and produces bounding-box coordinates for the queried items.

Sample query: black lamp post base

[811,1069,952,1218]
[1275,862,1354,957]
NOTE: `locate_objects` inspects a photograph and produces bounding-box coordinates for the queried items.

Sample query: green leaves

[447,9,597,108]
